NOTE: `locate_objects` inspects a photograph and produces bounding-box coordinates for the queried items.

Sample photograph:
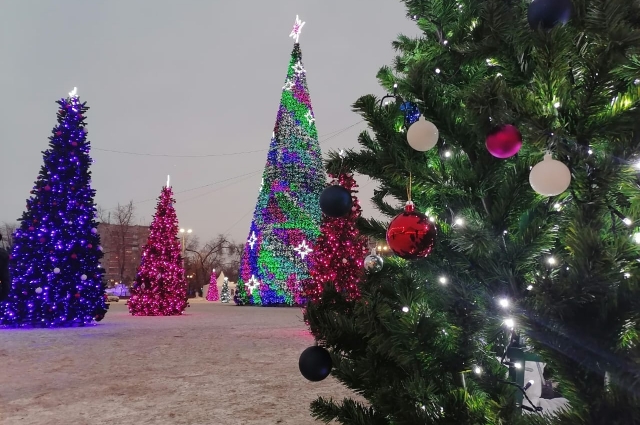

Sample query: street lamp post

[179,228,192,298]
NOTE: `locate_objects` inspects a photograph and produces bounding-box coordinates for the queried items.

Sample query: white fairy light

[623,217,633,226]
[547,256,557,265]
[633,233,640,244]
[402,306,410,313]
[624,272,631,279]
[554,203,562,210]
[588,148,593,155]
[473,366,482,375]
[526,285,533,291]
[498,298,509,308]
[504,318,515,329]
[444,150,452,157]
[454,217,464,226]
[439,276,447,285]
[435,68,441,74]
[553,102,561,108]
[514,362,522,369]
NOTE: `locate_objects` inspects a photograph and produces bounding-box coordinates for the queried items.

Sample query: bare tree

[98,201,136,285]
[0,222,17,250]
[185,235,241,295]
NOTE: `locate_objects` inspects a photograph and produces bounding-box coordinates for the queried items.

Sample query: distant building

[98,223,150,285]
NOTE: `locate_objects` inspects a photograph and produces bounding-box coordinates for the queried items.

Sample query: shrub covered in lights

[0,88,109,327]
[128,185,187,316]
[236,24,325,306]
[304,0,640,424]
[306,172,368,303]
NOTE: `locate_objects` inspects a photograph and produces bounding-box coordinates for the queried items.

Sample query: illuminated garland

[236,42,325,306]
[307,173,369,302]
[0,88,108,327]
[206,269,219,301]
[128,185,188,316]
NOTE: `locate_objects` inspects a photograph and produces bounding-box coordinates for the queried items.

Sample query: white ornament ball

[91,228,98,234]
[342,258,348,264]
[35,287,43,294]
[529,153,571,196]
[407,115,439,152]
[53,267,61,274]
[80,274,87,281]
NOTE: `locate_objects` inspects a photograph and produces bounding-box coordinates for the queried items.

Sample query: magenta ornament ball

[485,125,522,159]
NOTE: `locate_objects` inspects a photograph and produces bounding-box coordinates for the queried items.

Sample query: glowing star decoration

[293,61,306,75]
[289,15,305,43]
[283,79,295,91]
[305,110,315,125]
[339,149,346,159]
[68,87,78,98]
[246,275,260,292]
[166,174,171,187]
[295,240,313,259]
[248,231,258,249]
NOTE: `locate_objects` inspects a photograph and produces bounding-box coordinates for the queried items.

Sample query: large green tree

[305,0,640,424]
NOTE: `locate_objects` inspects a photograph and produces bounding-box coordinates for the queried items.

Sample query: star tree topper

[289,15,305,43]
[294,240,313,259]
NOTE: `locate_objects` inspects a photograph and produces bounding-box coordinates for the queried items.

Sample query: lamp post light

[179,228,192,298]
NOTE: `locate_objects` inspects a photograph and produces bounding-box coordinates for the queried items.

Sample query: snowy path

[0,301,348,425]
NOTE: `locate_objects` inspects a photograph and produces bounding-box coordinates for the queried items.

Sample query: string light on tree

[236,16,325,306]
[307,172,369,302]
[0,88,108,327]
[128,183,187,316]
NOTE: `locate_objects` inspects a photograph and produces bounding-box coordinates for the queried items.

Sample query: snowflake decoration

[294,240,313,259]
[248,231,258,249]
[289,15,306,43]
[293,61,306,75]
[246,275,260,292]
[305,110,315,125]
[282,79,295,91]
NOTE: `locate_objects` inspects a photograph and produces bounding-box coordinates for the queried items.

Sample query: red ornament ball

[87,244,93,249]
[75,293,81,298]
[28,226,34,231]
[386,202,437,259]
[71,253,77,259]
[39,237,46,243]
[44,185,51,191]
[55,131,62,136]
[485,124,522,159]
[71,141,78,147]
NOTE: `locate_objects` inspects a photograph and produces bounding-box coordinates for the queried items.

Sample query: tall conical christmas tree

[236,16,325,306]
[128,179,187,316]
[0,88,108,327]
[206,269,219,301]
[306,171,369,303]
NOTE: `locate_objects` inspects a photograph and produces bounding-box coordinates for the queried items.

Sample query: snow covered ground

[0,301,351,425]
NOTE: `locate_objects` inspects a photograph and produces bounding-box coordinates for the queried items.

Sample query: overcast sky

[0,0,419,244]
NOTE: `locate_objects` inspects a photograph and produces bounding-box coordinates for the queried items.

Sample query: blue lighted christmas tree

[236,16,325,306]
[0,88,108,327]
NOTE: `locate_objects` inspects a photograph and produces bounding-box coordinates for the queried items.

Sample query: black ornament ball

[320,185,353,218]
[299,346,332,382]
[528,0,573,30]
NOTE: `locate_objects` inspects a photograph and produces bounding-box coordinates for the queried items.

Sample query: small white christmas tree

[220,278,230,303]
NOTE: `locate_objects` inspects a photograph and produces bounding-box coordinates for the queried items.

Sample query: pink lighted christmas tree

[128,179,187,316]
[306,172,368,303]
[206,269,219,301]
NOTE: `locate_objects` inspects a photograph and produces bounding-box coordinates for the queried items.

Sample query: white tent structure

[202,270,238,300]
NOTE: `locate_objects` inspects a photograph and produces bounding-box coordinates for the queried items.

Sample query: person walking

[0,232,10,301]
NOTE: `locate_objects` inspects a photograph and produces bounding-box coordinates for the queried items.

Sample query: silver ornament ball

[364,254,384,273]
